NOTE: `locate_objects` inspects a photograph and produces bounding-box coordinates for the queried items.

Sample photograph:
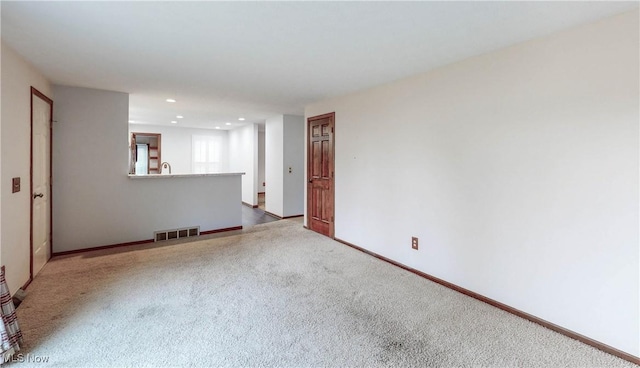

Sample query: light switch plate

[12,177,20,193]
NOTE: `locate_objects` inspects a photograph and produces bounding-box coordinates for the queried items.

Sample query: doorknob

[33,193,44,199]
[308,179,313,183]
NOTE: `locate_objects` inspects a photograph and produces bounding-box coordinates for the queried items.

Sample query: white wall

[266,116,284,216]
[0,53,2,272]
[229,124,258,206]
[265,115,305,217]
[53,85,242,252]
[282,115,304,217]
[0,42,52,294]
[128,124,229,174]
[258,131,265,193]
[305,11,639,357]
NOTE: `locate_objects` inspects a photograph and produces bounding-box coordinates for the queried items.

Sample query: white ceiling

[2,1,637,131]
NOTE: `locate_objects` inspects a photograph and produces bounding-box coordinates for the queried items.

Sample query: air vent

[154,226,200,242]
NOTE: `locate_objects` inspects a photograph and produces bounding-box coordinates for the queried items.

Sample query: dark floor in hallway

[242,204,279,228]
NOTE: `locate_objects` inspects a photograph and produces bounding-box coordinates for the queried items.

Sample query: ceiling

[2,1,637,131]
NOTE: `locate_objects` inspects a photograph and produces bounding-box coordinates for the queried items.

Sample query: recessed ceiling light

[176,115,183,119]
[171,121,177,124]
[166,98,176,103]
[215,127,221,129]
[238,117,245,121]
[225,123,232,126]
[128,120,135,123]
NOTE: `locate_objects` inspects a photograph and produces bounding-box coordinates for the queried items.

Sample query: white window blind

[192,135,223,173]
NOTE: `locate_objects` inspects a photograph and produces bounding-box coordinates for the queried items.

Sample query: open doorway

[130,132,161,175]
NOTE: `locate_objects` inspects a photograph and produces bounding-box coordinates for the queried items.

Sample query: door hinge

[331,127,334,133]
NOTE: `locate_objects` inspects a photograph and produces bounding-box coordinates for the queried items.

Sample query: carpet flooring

[13,219,635,367]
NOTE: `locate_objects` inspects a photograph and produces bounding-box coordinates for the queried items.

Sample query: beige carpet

[13,219,635,367]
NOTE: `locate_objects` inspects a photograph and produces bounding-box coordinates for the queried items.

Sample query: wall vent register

[154,226,200,242]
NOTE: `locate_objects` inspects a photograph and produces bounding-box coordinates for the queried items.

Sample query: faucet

[160,162,172,174]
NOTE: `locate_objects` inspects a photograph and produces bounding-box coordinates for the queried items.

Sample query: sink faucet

[161,162,172,174]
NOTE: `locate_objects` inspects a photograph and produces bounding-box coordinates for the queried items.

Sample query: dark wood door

[307,112,334,237]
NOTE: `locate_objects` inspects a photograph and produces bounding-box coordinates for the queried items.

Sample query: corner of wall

[282,115,305,217]
[265,115,285,216]
[252,123,259,206]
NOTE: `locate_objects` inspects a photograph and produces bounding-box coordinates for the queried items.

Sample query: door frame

[30,87,54,282]
[306,112,335,238]
[131,132,162,174]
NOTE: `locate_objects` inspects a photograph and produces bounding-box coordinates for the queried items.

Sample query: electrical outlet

[412,237,418,250]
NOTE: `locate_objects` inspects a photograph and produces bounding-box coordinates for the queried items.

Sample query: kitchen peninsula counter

[128,172,244,179]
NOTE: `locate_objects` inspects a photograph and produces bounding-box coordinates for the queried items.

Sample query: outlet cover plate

[412,237,418,250]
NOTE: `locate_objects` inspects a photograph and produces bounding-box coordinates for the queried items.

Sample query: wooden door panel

[312,141,321,177]
[321,140,330,178]
[307,113,334,237]
[321,191,328,221]
[312,188,320,218]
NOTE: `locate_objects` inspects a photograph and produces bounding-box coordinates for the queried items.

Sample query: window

[192,135,223,173]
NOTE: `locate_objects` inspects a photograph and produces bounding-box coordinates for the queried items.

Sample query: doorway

[30,87,53,279]
[130,132,161,174]
[306,112,335,237]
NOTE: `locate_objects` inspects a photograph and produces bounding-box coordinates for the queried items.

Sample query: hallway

[242,204,279,228]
